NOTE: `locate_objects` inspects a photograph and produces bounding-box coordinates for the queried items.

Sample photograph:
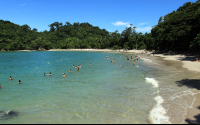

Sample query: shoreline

[49,49,200,124]
[10,48,200,123]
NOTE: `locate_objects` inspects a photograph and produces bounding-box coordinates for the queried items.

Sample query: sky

[0,0,198,34]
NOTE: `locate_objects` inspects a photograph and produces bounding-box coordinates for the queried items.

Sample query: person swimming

[0,85,1,89]
[8,76,13,80]
[133,62,135,66]
[72,65,74,67]
[49,72,52,76]
[62,73,65,78]
[69,69,72,72]
[89,63,91,65]
[75,66,77,68]
[17,80,21,83]
[44,73,46,76]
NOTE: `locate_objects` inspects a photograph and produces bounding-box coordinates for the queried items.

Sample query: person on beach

[69,69,72,72]
[9,76,13,80]
[17,80,21,83]
[62,73,65,78]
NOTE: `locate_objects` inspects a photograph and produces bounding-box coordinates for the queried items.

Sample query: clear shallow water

[0,51,198,124]
[0,51,156,124]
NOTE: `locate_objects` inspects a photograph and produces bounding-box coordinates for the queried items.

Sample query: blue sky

[0,0,198,34]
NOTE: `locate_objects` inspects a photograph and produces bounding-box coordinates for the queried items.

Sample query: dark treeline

[0,0,200,52]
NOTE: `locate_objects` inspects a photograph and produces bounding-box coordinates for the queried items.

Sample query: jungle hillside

[0,0,200,52]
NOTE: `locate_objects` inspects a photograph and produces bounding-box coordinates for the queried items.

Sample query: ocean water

[0,51,198,124]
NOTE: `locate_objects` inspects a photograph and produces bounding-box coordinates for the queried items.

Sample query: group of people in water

[104,52,140,68]
[0,52,140,89]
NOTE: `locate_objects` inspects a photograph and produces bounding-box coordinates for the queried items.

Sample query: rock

[0,110,19,120]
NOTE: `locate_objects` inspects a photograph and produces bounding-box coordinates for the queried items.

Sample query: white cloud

[138,22,149,25]
[19,4,26,6]
[112,21,131,27]
[136,27,152,32]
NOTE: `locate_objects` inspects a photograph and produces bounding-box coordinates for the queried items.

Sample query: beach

[48,49,200,124]
[9,48,200,123]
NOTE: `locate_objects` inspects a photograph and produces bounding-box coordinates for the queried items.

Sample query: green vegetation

[0,0,200,52]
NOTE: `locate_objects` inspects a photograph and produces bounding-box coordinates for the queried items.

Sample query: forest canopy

[0,0,200,52]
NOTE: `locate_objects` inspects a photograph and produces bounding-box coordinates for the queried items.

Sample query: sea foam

[145,77,158,88]
[149,95,171,124]
[145,77,171,124]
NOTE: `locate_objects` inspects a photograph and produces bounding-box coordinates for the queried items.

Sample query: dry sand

[48,48,200,124]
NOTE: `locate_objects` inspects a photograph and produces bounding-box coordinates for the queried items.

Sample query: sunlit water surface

[0,51,198,124]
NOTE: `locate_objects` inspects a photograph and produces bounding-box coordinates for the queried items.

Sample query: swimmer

[72,65,74,67]
[8,76,13,80]
[62,73,65,78]
[75,66,77,68]
[133,62,135,66]
[0,85,1,89]
[111,61,112,63]
[17,80,21,83]
[69,69,72,72]
[44,73,46,76]
[49,72,52,76]
[90,63,91,65]
[122,66,124,68]
[78,65,81,68]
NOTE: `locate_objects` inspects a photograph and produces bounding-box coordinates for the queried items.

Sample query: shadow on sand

[149,51,197,62]
[185,106,200,124]
[176,79,200,90]
[176,79,200,124]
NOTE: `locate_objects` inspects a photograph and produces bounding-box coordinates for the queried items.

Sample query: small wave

[145,77,158,88]
[149,95,171,124]
[142,58,152,62]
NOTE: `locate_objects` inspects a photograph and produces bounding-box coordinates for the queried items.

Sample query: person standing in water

[89,63,91,65]
[49,72,52,76]
[0,85,1,89]
[77,67,79,71]
[69,69,72,73]
[62,73,65,78]
[133,62,135,66]
[44,73,46,76]
[9,76,13,80]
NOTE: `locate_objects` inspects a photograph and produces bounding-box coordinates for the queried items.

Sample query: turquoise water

[0,51,159,123]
